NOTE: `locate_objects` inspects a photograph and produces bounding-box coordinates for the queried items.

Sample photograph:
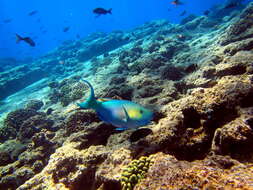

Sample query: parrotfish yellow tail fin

[77,79,98,109]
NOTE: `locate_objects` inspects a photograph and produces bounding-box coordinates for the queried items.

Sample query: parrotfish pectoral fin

[122,106,130,122]
[115,127,128,131]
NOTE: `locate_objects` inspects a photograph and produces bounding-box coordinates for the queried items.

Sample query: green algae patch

[120,155,154,190]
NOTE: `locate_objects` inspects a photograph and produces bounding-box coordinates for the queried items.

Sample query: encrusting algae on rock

[134,153,253,190]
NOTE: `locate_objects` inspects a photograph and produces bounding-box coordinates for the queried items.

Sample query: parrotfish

[77,80,153,130]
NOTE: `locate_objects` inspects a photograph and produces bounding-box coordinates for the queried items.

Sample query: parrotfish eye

[139,109,144,114]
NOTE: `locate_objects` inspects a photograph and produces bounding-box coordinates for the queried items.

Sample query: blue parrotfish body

[77,80,153,130]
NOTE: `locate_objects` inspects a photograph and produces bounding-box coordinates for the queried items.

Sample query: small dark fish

[180,10,187,16]
[46,108,54,115]
[223,2,238,9]
[185,64,198,73]
[15,34,36,47]
[36,18,41,23]
[63,26,70,32]
[28,10,38,16]
[3,18,12,23]
[42,30,47,34]
[203,10,210,16]
[171,0,183,6]
[76,34,80,39]
[168,8,171,11]
[93,8,112,16]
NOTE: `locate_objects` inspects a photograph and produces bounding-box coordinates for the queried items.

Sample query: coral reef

[48,77,86,106]
[220,2,253,46]
[0,106,61,189]
[1,2,253,190]
[1,108,40,143]
[25,99,44,111]
[135,153,253,190]
[0,66,45,100]
[17,143,109,190]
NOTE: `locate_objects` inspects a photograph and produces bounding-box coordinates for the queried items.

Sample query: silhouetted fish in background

[180,10,187,16]
[15,34,36,47]
[171,0,183,6]
[28,10,38,16]
[93,8,112,17]
[76,34,80,39]
[3,18,12,23]
[63,26,70,32]
[223,2,239,9]
[203,10,210,16]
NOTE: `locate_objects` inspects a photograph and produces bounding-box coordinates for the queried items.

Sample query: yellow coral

[120,155,154,190]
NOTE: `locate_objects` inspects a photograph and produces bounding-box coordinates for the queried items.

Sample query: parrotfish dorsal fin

[77,79,98,109]
[122,106,130,122]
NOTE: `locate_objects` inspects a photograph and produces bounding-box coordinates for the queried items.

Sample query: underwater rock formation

[1,108,40,143]
[0,66,45,100]
[135,153,253,190]
[17,143,110,190]
[76,32,130,62]
[220,2,253,46]
[48,77,86,106]
[25,99,44,111]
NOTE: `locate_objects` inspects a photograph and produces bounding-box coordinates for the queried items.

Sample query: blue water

[0,0,226,60]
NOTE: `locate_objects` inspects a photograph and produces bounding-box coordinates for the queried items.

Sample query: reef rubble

[1,2,253,190]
